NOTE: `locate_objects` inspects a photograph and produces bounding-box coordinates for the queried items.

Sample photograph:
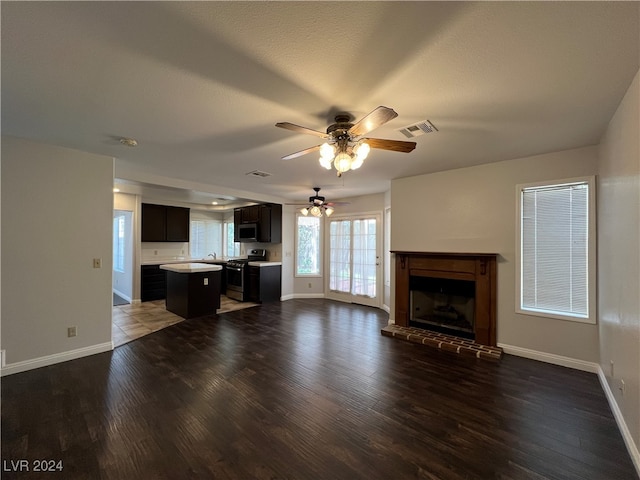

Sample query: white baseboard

[1,342,113,377]
[596,366,640,478]
[497,343,599,373]
[112,288,132,303]
[282,293,326,301]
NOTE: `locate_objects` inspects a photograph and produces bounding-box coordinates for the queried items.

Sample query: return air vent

[397,120,438,138]
[246,170,272,178]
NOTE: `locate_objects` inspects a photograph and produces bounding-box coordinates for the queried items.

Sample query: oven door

[226,264,244,301]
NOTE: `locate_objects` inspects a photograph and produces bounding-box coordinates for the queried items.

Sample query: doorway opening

[113,210,133,305]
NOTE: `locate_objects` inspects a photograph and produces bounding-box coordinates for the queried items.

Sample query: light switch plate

[93,258,102,268]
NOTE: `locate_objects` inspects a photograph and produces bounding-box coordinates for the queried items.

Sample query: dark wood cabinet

[165,270,221,319]
[241,205,260,223]
[165,206,190,242]
[142,203,190,242]
[258,204,282,243]
[233,203,282,243]
[141,265,167,302]
[141,204,167,242]
[233,209,242,242]
[246,264,281,303]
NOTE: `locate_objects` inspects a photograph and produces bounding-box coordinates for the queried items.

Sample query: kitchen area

[112,193,283,346]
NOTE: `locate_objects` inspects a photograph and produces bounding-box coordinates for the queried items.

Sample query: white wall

[598,69,640,455]
[1,136,114,371]
[391,146,599,362]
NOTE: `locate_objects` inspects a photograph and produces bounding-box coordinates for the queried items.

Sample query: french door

[326,214,381,308]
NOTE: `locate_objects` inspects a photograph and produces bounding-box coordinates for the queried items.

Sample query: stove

[226,249,267,301]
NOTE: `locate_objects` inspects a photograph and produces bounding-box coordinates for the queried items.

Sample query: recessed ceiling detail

[397,120,438,138]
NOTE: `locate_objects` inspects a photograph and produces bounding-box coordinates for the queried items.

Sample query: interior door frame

[324,211,382,308]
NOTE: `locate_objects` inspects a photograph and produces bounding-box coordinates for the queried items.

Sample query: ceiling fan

[276,106,416,176]
[287,187,348,217]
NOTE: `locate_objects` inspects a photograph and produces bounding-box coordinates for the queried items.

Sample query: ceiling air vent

[397,120,438,138]
[246,170,272,178]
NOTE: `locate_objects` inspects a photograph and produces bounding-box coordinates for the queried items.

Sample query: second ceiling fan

[276,106,416,176]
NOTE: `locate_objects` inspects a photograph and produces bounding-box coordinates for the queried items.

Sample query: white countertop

[159,262,224,273]
[142,257,234,266]
[248,261,282,267]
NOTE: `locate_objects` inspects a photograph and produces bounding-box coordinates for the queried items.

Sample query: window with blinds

[516,177,595,323]
[189,220,222,259]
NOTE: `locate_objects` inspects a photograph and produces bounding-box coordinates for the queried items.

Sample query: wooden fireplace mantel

[392,251,497,346]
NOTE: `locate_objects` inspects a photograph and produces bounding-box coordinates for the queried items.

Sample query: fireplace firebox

[410,276,476,338]
[393,252,497,346]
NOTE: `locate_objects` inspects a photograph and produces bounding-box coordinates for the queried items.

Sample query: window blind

[521,182,589,318]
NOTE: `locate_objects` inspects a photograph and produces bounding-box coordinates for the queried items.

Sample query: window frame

[113,213,125,273]
[515,175,597,324]
[295,213,322,277]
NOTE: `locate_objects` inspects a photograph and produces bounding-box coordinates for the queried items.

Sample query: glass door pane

[329,219,351,293]
[352,218,377,297]
[327,215,380,308]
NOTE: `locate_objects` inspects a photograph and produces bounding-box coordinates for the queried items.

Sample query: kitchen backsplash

[141,242,283,262]
[141,242,190,262]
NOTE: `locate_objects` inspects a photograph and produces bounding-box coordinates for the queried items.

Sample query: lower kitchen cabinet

[246,264,281,303]
[141,265,166,302]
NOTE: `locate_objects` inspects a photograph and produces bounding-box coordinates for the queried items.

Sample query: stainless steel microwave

[237,223,259,242]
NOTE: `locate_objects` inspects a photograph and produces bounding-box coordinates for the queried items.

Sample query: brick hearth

[381,324,502,361]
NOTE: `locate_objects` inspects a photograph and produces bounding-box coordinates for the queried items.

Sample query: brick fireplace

[392,252,497,347]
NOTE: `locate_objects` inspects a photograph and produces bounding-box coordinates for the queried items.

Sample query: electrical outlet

[93,258,102,268]
[204,278,209,286]
[67,326,77,338]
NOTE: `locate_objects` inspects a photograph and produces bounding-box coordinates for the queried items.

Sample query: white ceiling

[2,2,638,209]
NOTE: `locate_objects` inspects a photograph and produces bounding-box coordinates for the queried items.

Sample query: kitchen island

[159,263,223,319]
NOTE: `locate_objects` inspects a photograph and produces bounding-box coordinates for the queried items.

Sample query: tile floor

[112,296,259,347]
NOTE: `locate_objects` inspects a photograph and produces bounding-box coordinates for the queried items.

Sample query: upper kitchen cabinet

[258,203,281,243]
[165,206,190,241]
[142,203,190,242]
[234,203,282,243]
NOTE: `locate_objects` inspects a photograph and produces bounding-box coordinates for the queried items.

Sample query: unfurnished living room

[1,2,639,479]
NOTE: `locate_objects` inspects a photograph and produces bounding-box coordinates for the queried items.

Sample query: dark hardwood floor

[2,299,637,479]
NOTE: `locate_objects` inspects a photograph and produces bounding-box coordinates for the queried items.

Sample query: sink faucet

[208,253,217,259]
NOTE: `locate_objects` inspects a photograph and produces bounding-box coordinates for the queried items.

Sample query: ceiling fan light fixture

[355,142,370,160]
[334,152,352,174]
[300,207,309,216]
[319,156,332,170]
[310,205,323,217]
[325,206,334,217]
[320,142,335,159]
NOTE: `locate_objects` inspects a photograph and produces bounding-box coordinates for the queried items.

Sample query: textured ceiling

[2,1,638,208]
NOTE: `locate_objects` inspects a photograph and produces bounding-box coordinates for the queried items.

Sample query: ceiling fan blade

[348,106,398,136]
[364,137,417,153]
[281,144,322,160]
[275,122,329,139]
